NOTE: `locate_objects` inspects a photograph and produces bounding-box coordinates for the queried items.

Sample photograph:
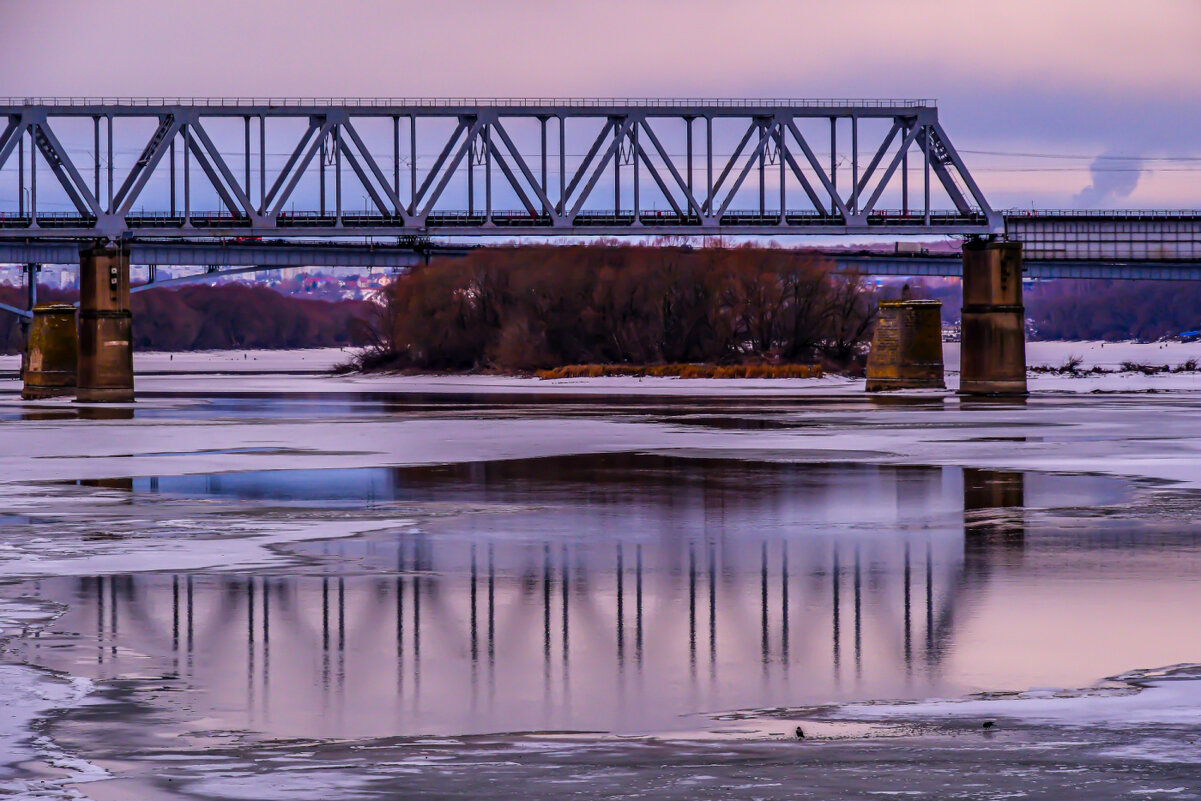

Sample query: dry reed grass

[536,363,822,380]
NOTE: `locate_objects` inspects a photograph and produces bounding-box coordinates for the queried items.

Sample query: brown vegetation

[1,283,371,353]
[357,244,876,373]
[877,278,1201,343]
[536,363,822,379]
[1024,280,1201,342]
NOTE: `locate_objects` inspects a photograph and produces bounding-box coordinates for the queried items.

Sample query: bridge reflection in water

[43,459,1130,737]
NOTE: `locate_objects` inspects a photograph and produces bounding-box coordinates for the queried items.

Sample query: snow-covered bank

[0,348,351,375]
[7,341,1201,394]
[133,348,351,373]
[840,665,1201,731]
[0,602,106,799]
[946,340,1201,372]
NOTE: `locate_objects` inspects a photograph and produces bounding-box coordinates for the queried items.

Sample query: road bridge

[1,99,1198,400]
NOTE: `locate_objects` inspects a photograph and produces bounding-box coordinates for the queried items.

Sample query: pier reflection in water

[28,456,1176,738]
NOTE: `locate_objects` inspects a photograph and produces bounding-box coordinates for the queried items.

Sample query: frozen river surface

[1,348,1200,799]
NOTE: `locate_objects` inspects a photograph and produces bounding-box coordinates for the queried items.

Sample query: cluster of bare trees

[364,244,877,371]
[1024,280,1201,341]
[878,278,1201,342]
[1,284,371,353]
[130,284,372,350]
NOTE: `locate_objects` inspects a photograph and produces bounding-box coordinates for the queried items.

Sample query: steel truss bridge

[0,97,997,238]
[1,98,1200,297]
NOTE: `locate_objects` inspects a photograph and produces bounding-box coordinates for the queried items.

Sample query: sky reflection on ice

[12,455,1200,740]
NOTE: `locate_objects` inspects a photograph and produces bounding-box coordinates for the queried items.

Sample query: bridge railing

[1007,208,1201,219]
[0,96,938,109]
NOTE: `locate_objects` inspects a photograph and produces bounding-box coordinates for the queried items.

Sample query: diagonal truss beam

[187,119,257,218]
[265,117,336,217]
[485,133,539,217]
[715,122,776,217]
[339,119,408,220]
[779,134,828,213]
[0,116,22,170]
[859,122,924,215]
[928,120,995,218]
[413,120,468,213]
[112,115,182,216]
[784,119,851,219]
[851,121,901,210]
[701,121,757,215]
[489,119,556,217]
[633,139,683,217]
[567,117,635,219]
[638,120,703,218]
[32,120,102,216]
[562,119,615,213]
[419,117,486,218]
[263,118,318,212]
[336,127,394,218]
[917,125,971,214]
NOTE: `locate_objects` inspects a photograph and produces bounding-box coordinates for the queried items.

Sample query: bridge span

[2,98,1199,401]
[0,97,996,238]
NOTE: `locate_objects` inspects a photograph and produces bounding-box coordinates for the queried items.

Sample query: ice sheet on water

[0,663,106,800]
[1112,664,1201,684]
[0,596,105,799]
[839,664,1201,728]
[183,769,374,800]
[0,513,418,579]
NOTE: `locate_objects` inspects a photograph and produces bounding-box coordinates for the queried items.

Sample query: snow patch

[840,665,1201,728]
[0,663,106,800]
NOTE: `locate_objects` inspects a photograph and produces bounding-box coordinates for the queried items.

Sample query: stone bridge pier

[866,237,1028,396]
[959,239,1027,396]
[76,242,134,403]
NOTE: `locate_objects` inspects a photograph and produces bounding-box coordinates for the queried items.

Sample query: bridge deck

[1004,211,1201,261]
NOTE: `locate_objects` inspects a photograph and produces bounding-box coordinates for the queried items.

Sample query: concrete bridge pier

[76,243,134,403]
[959,239,1027,396]
[21,304,79,399]
[865,295,945,391]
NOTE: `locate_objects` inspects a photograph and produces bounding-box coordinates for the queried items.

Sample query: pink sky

[1,0,1198,208]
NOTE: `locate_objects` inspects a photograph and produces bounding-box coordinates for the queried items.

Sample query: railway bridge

[0,98,1196,399]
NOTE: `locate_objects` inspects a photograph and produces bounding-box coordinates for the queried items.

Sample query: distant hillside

[901,279,1201,342]
[0,283,372,353]
[5,273,1199,355]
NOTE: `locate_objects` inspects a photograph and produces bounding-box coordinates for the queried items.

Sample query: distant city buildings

[0,264,397,303]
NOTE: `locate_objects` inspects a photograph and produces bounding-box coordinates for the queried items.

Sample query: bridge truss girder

[0,99,999,239]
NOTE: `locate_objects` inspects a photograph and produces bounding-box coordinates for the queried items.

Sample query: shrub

[366,244,873,372]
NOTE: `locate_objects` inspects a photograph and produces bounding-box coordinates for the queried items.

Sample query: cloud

[1073,153,1146,208]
